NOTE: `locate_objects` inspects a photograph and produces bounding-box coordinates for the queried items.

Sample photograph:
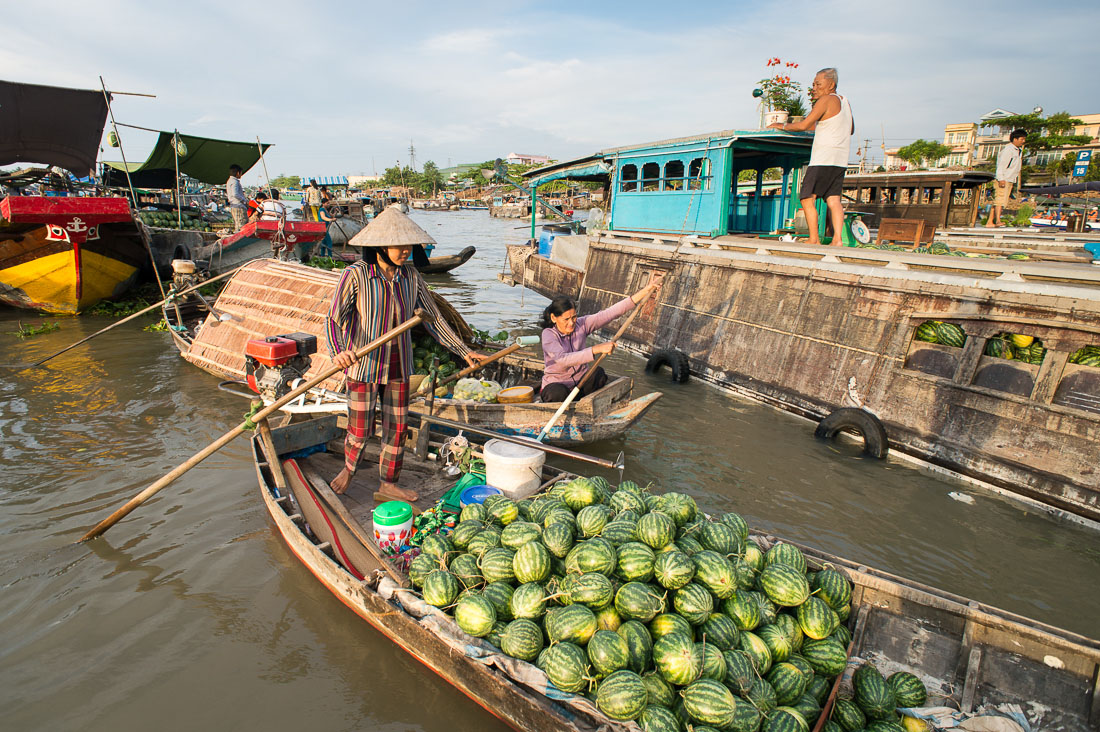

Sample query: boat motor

[244,333,318,400]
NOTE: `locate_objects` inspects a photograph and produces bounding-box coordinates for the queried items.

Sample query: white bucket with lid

[483,439,546,499]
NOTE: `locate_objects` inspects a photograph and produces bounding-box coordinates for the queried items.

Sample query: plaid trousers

[344,378,409,483]
[230,206,248,232]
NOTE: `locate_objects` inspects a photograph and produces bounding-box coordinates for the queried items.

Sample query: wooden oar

[79,309,431,543]
[535,275,662,442]
[413,335,539,395]
[21,264,247,371]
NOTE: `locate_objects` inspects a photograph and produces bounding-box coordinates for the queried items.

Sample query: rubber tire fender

[814,408,889,459]
[645,348,690,383]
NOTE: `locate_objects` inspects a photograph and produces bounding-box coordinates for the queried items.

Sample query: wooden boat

[182,219,328,275]
[0,195,148,313]
[255,413,1100,732]
[163,259,661,444]
[416,245,476,275]
[503,131,1100,525]
[840,170,995,230]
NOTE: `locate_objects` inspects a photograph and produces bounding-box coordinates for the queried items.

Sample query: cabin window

[1054,343,1100,414]
[880,187,896,204]
[620,164,638,192]
[688,158,712,190]
[906,320,967,378]
[641,163,661,191]
[663,160,685,191]
[859,187,871,204]
[930,188,943,204]
[983,333,1045,365]
[898,188,911,205]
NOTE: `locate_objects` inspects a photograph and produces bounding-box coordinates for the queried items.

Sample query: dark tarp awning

[0,79,108,174]
[1022,181,1100,195]
[103,131,271,187]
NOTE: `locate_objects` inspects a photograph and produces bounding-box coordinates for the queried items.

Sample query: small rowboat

[256,414,1100,732]
[164,259,662,444]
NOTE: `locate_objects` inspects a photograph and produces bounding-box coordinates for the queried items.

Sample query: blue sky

[5,0,1098,183]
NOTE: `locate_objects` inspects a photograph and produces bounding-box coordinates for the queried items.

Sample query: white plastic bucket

[483,439,546,500]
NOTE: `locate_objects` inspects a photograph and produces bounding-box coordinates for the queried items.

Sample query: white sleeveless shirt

[809,94,853,167]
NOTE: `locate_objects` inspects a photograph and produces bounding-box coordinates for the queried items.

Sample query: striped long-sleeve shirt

[325,261,470,383]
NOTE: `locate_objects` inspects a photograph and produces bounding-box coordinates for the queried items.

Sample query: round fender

[814,408,889,459]
[644,348,690,383]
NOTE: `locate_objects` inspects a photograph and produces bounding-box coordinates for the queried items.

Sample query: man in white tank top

[769,67,854,246]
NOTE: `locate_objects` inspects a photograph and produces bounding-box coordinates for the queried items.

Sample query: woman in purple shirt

[539,280,661,402]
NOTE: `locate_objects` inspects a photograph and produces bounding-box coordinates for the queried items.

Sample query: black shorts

[799,166,846,200]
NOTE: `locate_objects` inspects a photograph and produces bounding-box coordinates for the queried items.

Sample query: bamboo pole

[21,264,247,371]
[79,309,431,542]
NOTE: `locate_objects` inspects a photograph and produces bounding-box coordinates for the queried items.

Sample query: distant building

[941,122,978,167]
[347,175,382,187]
[505,153,551,166]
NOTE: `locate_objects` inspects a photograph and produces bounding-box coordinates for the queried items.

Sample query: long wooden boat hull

[188,220,328,275]
[417,246,476,274]
[255,415,1100,732]
[505,234,1100,524]
[0,196,146,313]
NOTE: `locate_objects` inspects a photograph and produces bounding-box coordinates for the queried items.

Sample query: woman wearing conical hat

[325,206,485,500]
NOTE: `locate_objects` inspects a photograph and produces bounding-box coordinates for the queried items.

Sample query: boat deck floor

[299,442,455,526]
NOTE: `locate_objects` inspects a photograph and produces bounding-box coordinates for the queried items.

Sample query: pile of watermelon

[913,321,967,349]
[413,335,459,378]
[983,333,1046,365]
[137,210,213,231]
[406,477,928,732]
[1068,344,1100,367]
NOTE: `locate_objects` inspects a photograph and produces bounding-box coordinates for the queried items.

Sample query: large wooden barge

[501,129,1100,524]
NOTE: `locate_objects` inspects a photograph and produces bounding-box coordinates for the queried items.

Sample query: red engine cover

[245,336,298,366]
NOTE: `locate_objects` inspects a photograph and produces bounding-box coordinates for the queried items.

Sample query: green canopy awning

[104,131,272,186]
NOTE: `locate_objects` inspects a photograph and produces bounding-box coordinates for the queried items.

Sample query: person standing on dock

[769,67,853,246]
[226,164,249,232]
[987,129,1026,228]
[325,206,486,501]
[305,179,323,222]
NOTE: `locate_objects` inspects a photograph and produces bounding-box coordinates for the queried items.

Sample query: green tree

[981,111,1092,150]
[896,139,954,168]
[1086,156,1100,182]
[269,174,301,189]
[420,160,443,196]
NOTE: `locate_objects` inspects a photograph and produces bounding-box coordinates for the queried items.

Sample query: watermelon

[797,596,838,640]
[831,624,852,648]
[692,550,738,599]
[767,662,808,705]
[738,630,773,675]
[567,538,618,576]
[683,678,738,727]
[596,670,648,721]
[408,552,437,587]
[854,663,896,719]
[454,594,496,637]
[984,336,1014,359]
[727,695,764,732]
[914,321,939,343]
[650,612,694,640]
[545,604,598,645]
[615,581,665,622]
[724,591,763,631]
[568,572,615,608]
[588,629,631,677]
[485,620,508,648]
[653,631,702,685]
[610,488,647,516]
[765,542,807,574]
[420,534,455,563]
[653,550,696,590]
[486,496,519,526]
[422,569,460,608]
[617,541,657,582]
[541,521,575,558]
[543,507,578,532]
[482,581,514,622]
[757,623,793,662]
[639,704,680,732]
[773,613,804,652]
[866,721,906,732]
[801,638,847,677]
[887,671,927,707]
[699,521,743,555]
[699,612,740,651]
[742,541,765,572]
[746,677,778,713]
[764,708,809,732]
[813,568,852,612]
[730,556,757,590]
[500,521,542,549]
[510,582,548,619]
[562,477,602,510]
[543,641,588,693]
[659,492,698,527]
[513,541,551,584]
[791,692,822,725]
[466,528,502,556]
[500,618,543,660]
[617,619,654,673]
[677,535,704,555]
[636,512,676,549]
[806,675,830,705]
[831,698,866,732]
[451,520,484,550]
[697,641,728,681]
[673,582,715,625]
[595,605,622,631]
[934,322,966,348]
[448,553,483,589]
[753,591,780,625]
[600,520,638,546]
[759,563,810,606]
[576,505,612,538]
[479,547,516,583]
[718,511,750,543]
[723,649,757,694]
[642,671,676,707]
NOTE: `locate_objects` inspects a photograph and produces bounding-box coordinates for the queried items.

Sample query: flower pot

[763,110,789,127]
[789,116,805,124]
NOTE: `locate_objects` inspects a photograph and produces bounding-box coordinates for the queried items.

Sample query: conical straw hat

[349,204,438,247]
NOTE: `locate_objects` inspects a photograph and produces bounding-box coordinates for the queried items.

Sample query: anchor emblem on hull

[66,217,88,233]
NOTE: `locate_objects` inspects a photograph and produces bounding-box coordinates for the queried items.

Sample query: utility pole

[408,141,417,172]
[862,138,872,172]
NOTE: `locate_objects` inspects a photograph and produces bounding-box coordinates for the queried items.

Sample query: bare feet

[331,468,353,495]
[378,481,419,502]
